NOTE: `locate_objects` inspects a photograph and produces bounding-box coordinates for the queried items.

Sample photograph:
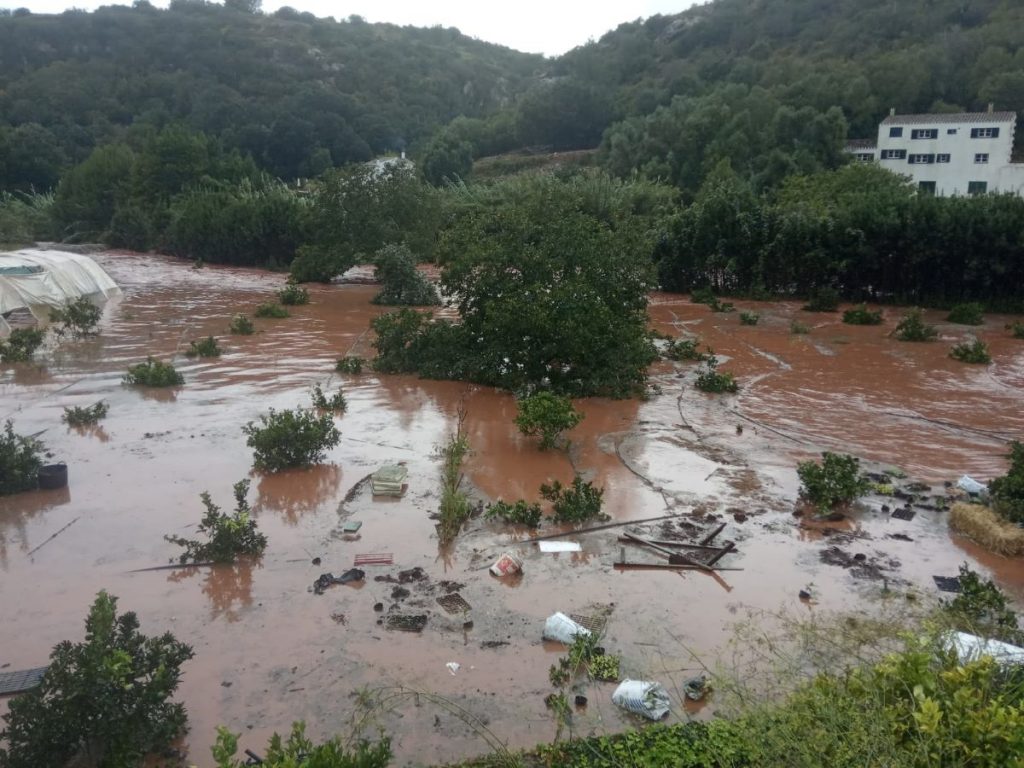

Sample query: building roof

[881,111,1017,125]
[845,139,877,150]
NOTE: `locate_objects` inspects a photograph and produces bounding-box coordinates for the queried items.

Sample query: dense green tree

[420,133,473,186]
[515,79,614,151]
[52,143,134,240]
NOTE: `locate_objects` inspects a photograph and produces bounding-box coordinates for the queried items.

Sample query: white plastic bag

[612,679,671,720]
[957,475,985,495]
[542,612,590,643]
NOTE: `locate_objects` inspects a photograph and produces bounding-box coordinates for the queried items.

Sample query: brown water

[1,252,1022,766]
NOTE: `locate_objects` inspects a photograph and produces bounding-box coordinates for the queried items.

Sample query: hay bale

[949,502,1024,557]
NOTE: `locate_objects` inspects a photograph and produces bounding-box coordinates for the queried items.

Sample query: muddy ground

[1,251,1022,766]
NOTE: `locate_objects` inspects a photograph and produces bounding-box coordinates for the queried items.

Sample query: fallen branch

[622,531,711,571]
[129,562,217,573]
[699,522,727,545]
[613,562,743,572]
[27,516,80,557]
[615,536,733,552]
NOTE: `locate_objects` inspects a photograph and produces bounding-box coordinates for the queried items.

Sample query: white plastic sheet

[538,541,581,553]
[542,612,590,643]
[944,631,1024,667]
[612,679,671,720]
[956,475,986,495]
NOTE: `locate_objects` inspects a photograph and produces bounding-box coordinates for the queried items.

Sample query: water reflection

[167,559,259,622]
[0,486,71,569]
[255,464,343,524]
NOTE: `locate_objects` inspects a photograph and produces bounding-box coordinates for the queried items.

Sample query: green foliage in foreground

[254,302,289,318]
[797,452,869,512]
[486,499,543,528]
[165,480,267,565]
[242,407,340,473]
[277,283,310,306]
[944,564,1024,646]
[0,591,194,768]
[514,392,583,450]
[843,304,883,325]
[949,338,991,364]
[0,328,45,363]
[50,297,101,339]
[185,335,221,358]
[213,721,391,768]
[895,308,938,341]
[694,355,739,393]
[990,441,1024,525]
[228,314,255,335]
[0,420,42,496]
[946,302,985,326]
[62,401,108,427]
[123,357,184,387]
[540,475,604,524]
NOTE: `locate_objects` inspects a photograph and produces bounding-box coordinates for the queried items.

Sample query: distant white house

[845,107,1024,197]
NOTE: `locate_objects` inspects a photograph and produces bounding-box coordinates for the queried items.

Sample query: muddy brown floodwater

[1,251,1022,766]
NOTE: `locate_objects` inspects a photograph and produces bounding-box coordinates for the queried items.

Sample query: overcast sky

[5,0,700,56]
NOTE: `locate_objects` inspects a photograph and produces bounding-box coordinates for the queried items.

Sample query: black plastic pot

[38,463,68,490]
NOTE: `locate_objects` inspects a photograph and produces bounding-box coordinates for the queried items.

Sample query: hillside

[0,2,543,190]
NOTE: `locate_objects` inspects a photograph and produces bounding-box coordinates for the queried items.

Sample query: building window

[918,181,936,194]
[908,154,935,164]
[970,127,1000,139]
[947,128,957,135]
[889,127,903,138]
[856,153,874,162]
[936,154,951,163]
[911,128,939,139]
[881,149,907,160]
[975,153,989,164]
[967,181,988,195]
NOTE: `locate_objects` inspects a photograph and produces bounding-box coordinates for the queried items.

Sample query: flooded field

[1,251,1022,766]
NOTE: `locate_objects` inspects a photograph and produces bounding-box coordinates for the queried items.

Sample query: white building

[845,108,1024,196]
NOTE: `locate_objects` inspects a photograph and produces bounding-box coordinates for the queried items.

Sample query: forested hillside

[0,1,542,190]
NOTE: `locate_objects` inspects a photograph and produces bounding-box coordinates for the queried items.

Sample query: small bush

[62,401,108,427]
[228,314,255,335]
[212,722,391,768]
[0,420,43,495]
[690,286,716,305]
[288,245,339,284]
[437,410,471,546]
[694,354,739,393]
[843,304,883,325]
[0,328,45,363]
[946,302,985,325]
[185,336,221,358]
[50,297,102,339]
[371,242,439,306]
[123,357,184,387]
[709,298,735,313]
[277,283,310,306]
[895,308,937,341]
[515,392,583,450]
[790,320,810,334]
[588,653,621,682]
[540,475,604,524]
[242,407,340,472]
[739,311,760,326]
[165,480,268,564]
[949,337,991,364]
[486,499,543,528]
[254,302,289,318]
[0,591,194,768]
[989,440,1024,524]
[664,337,706,361]
[335,356,364,374]
[797,452,869,512]
[1008,322,1024,339]
[802,287,840,312]
[943,564,1024,645]
[310,383,347,413]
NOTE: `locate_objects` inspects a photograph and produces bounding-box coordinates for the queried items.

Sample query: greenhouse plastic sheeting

[0,249,120,335]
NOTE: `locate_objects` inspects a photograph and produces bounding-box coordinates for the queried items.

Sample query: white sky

[4,0,700,56]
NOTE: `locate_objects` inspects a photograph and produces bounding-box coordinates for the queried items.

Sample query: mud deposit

[1,252,1023,765]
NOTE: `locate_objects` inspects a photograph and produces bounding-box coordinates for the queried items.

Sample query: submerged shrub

[277,283,309,306]
[185,336,221,358]
[990,440,1024,525]
[664,337,706,361]
[165,480,268,564]
[212,722,391,768]
[61,401,108,427]
[123,357,184,387]
[486,499,543,528]
[694,354,739,393]
[335,356,364,374]
[437,411,471,546]
[790,320,810,334]
[0,420,43,495]
[943,563,1024,645]
[242,407,340,472]
[690,286,716,305]
[895,308,937,341]
[709,298,735,313]
[371,242,439,306]
[797,452,869,512]
[843,304,883,325]
[514,392,583,450]
[540,475,605,524]
[949,337,991,364]
[254,302,289,318]
[739,311,760,326]
[1008,322,1024,339]
[947,302,985,326]
[228,314,254,335]
[802,287,840,312]
[0,328,45,363]
[310,383,346,413]
[50,297,102,339]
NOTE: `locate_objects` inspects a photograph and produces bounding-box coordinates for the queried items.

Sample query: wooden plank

[705,541,736,567]
[615,536,732,552]
[699,522,727,546]
[522,514,682,543]
[614,562,743,573]
[622,531,711,571]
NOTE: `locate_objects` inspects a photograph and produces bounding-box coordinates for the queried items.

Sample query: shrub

[942,564,1024,645]
[895,308,937,341]
[664,337,706,361]
[588,653,621,682]
[797,452,869,512]
[540,475,604,524]
[843,304,883,325]
[437,410,471,546]
[371,242,439,306]
[123,357,184,387]
[212,722,391,768]
[0,591,194,768]
[790,320,810,334]
[288,245,340,284]
[185,336,221,358]
[310,383,346,413]
[694,354,739,393]
[165,480,268,564]
[709,298,735,313]
[62,401,108,427]
[486,499,543,528]
[254,302,289,318]
[50,297,102,339]
[277,283,309,306]
[690,286,716,305]
[1009,322,1024,339]
[802,287,840,312]
[514,392,583,450]
[335,356,364,374]
[949,337,991,364]
[228,314,254,335]
[989,440,1024,524]
[739,311,759,325]
[0,328,45,363]
[242,407,340,472]
[0,420,42,495]
[947,302,985,325]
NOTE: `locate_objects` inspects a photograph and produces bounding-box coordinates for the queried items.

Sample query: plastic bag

[542,612,591,643]
[957,475,986,495]
[612,679,671,720]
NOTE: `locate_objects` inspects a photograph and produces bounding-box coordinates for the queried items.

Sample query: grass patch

[842,304,883,325]
[437,407,471,546]
[254,302,289,319]
[165,480,268,564]
[228,314,254,335]
[949,337,991,363]
[739,311,759,326]
[310,383,347,413]
[694,354,739,393]
[62,401,108,427]
[277,283,310,306]
[123,358,184,387]
[790,320,810,335]
[949,502,1024,557]
[895,308,938,341]
[0,328,45,363]
[486,499,543,528]
[335,356,365,374]
[946,302,985,325]
[185,336,221,358]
